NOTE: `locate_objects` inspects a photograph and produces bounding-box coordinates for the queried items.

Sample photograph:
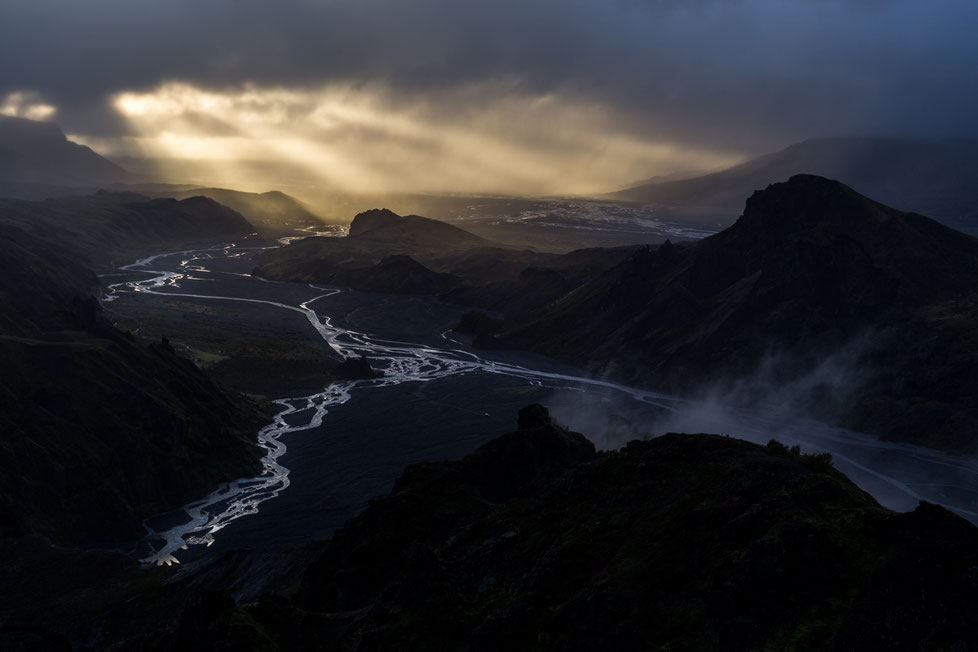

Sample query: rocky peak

[734,174,891,241]
[467,404,596,501]
[348,208,401,237]
[0,114,66,150]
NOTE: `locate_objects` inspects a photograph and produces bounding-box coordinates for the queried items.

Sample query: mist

[545,332,978,520]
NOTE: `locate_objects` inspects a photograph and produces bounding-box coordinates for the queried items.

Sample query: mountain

[10,405,977,650]
[346,207,494,249]
[0,115,136,196]
[254,208,639,309]
[612,137,978,234]
[146,187,329,236]
[508,175,978,451]
[0,224,266,545]
[0,191,254,267]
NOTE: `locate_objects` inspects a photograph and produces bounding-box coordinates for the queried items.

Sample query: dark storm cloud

[1,0,976,151]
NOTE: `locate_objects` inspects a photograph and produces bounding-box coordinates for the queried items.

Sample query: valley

[96,234,978,570]
[3,10,978,641]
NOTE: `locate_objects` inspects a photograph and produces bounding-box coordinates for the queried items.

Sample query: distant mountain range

[140,186,330,236]
[611,137,978,234]
[0,116,328,236]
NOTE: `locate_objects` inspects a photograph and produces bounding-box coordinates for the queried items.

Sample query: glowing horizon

[69,81,744,197]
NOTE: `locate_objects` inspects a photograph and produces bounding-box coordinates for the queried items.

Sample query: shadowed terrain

[254,208,640,317]
[0,224,267,545]
[5,405,977,651]
[0,191,254,268]
[612,137,978,234]
[508,175,978,450]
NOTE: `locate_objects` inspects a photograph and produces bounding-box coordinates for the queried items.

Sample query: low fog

[547,333,978,521]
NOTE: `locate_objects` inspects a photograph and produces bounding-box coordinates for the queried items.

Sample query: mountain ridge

[611,137,978,234]
[507,175,978,450]
[0,114,137,190]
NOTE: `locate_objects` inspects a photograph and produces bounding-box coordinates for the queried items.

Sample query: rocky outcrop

[331,355,383,381]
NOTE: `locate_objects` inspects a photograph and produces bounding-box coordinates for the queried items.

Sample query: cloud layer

[2,0,976,193]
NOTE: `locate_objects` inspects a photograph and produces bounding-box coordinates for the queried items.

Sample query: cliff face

[506,175,978,450]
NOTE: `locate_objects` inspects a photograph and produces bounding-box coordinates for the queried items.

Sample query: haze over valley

[3,1,978,650]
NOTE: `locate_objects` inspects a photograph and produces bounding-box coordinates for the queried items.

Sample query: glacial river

[102,239,978,566]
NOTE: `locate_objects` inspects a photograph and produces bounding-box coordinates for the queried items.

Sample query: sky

[1,0,976,195]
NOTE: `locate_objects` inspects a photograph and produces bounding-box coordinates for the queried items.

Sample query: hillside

[0,115,136,196]
[612,137,978,234]
[509,175,978,450]
[0,224,266,545]
[9,405,977,650]
[148,187,329,236]
[254,208,639,309]
[0,190,254,267]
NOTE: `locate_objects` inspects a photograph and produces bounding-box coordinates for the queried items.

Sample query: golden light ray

[104,81,743,196]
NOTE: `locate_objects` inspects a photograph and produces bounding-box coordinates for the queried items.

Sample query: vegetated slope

[0,114,136,196]
[508,175,978,450]
[612,137,978,233]
[0,223,265,546]
[150,187,329,236]
[253,208,639,313]
[37,405,978,651]
[0,190,254,267]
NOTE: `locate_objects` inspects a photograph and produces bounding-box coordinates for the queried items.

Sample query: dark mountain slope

[613,137,978,233]
[6,405,978,650]
[0,191,254,267]
[509,175,978,450]
[0,115,135,191]
[0,224,265,545]
[0,223,97,333]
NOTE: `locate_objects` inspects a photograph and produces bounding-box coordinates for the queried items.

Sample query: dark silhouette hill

[0,224,265,545]
[147,187,329,236]
[0,190,254,267]
[510,175,978,450]
[0,115,136,195]
[612,137,978,234]
[10,405,978,650]
[347,207,493,249]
